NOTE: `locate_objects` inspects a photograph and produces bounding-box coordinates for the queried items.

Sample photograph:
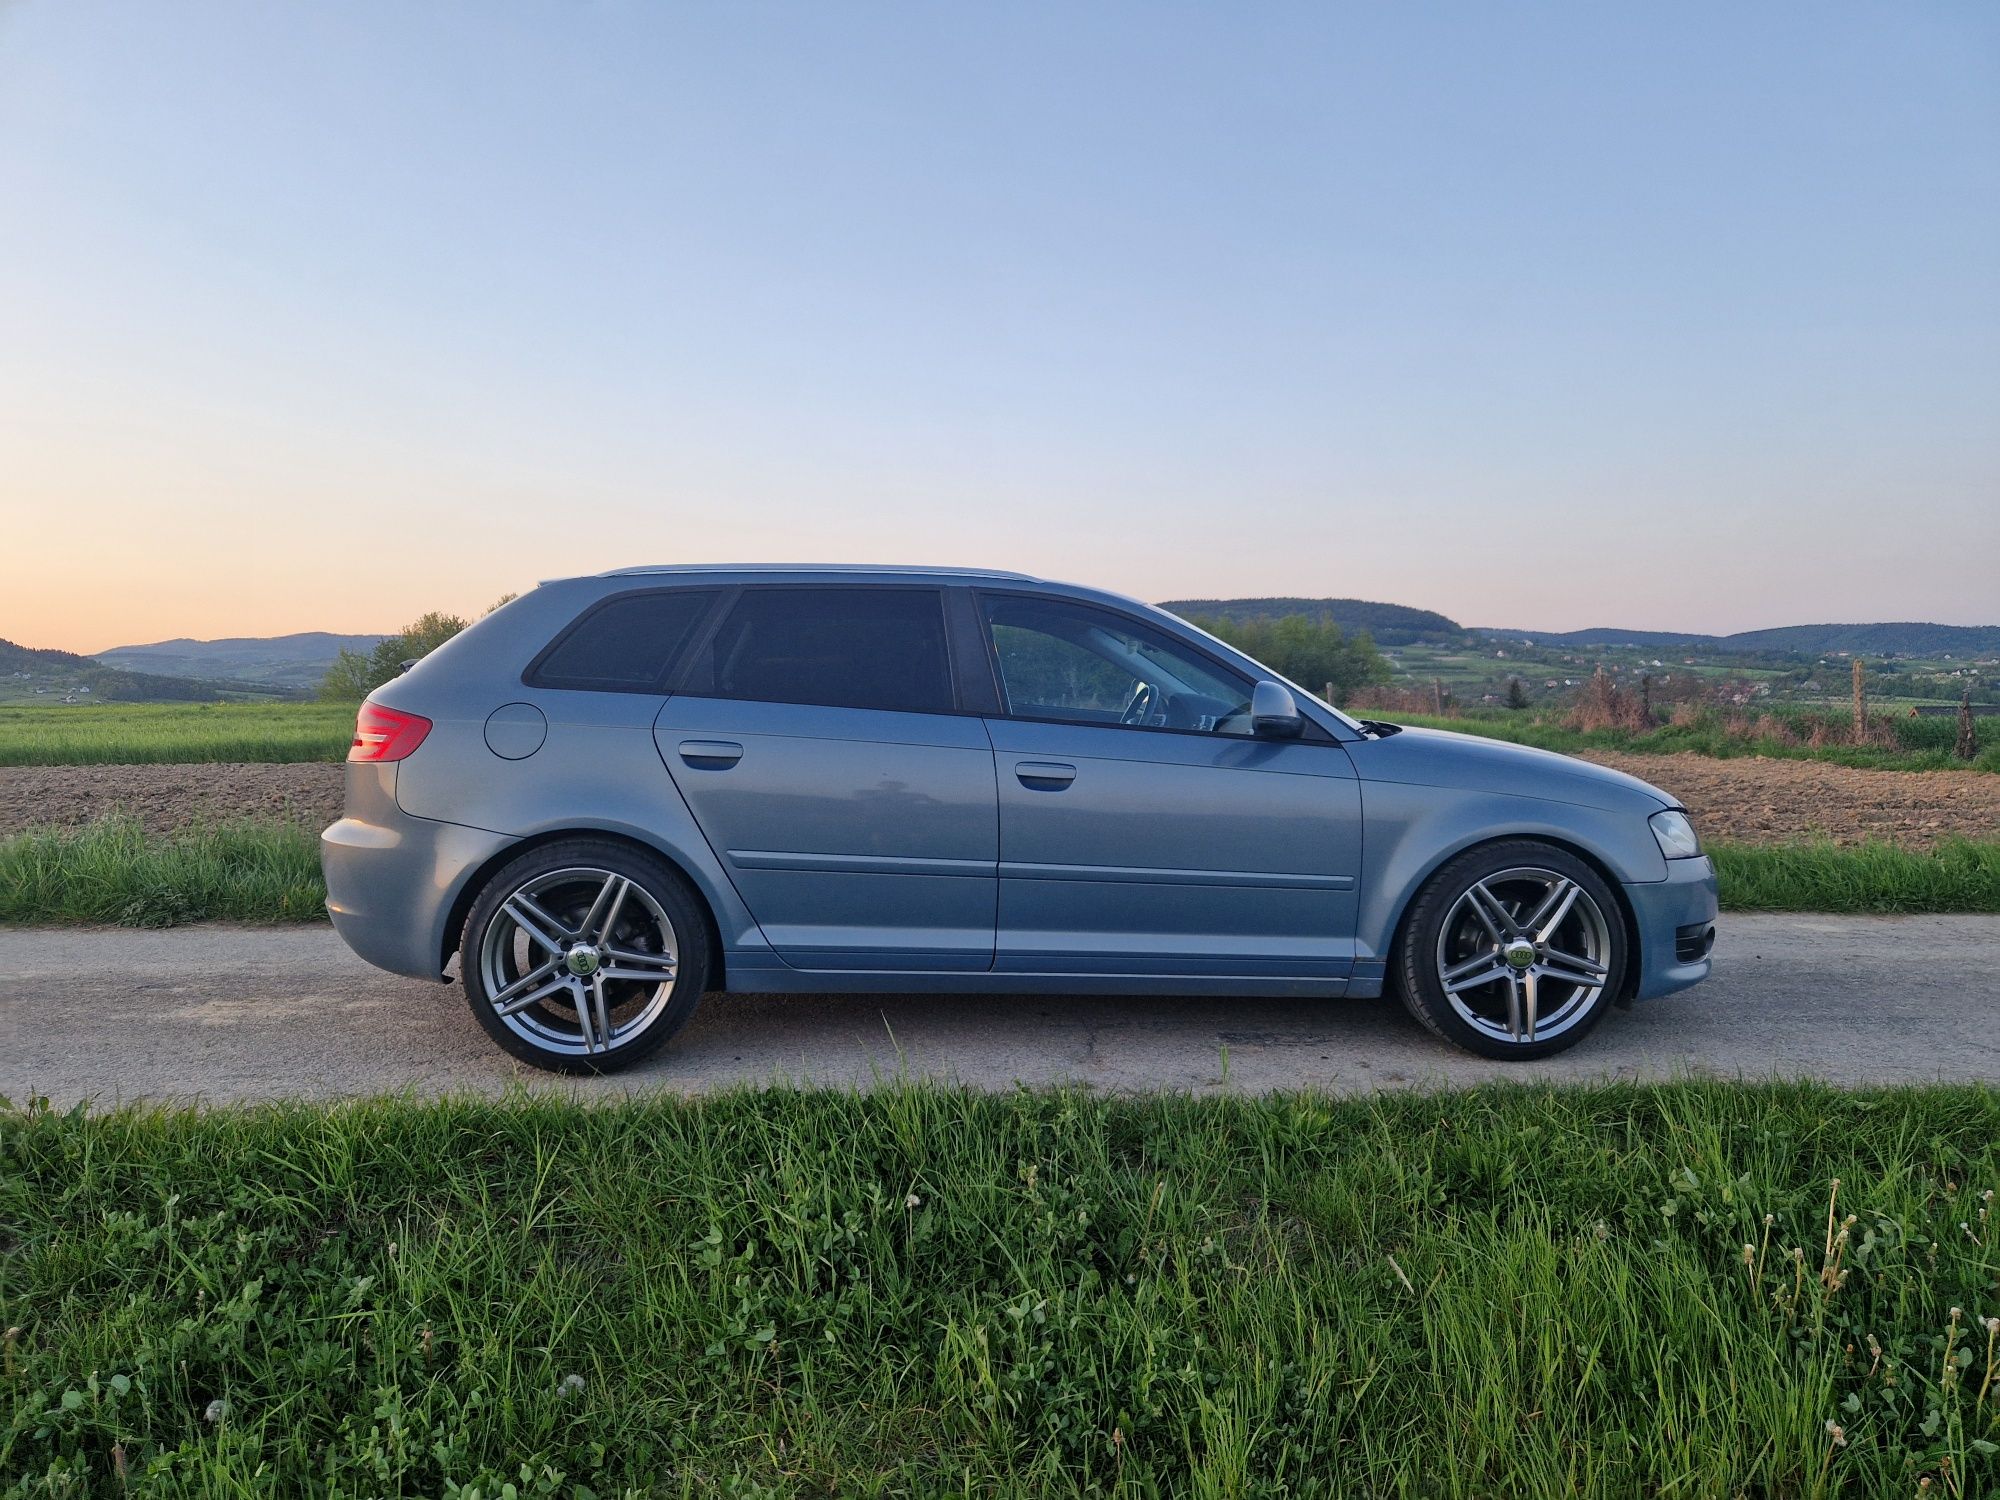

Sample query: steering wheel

[1119,682,1157,726]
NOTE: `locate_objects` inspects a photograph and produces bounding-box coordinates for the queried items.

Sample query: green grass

[4,821,1999,927]
[0,701,353,765]
[0,818,326,925]
[1389,710,2000,773]
[3,1083,1995,1495]
[1710,839,2000,914]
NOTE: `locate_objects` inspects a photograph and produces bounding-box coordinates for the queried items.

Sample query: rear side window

[697,587,954,714]
[528,589,718,692]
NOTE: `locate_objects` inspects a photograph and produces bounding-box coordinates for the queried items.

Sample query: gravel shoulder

[2,753,1997,846]
[4,916,1995,1105]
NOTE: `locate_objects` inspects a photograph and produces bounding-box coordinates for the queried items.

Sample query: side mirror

[1251,680,1303,739]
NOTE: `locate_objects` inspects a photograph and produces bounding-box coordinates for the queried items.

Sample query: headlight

[1649,809,1702,859]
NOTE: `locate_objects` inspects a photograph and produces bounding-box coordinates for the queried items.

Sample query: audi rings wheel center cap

[1503,939,1538,971]
[565,944,602,978]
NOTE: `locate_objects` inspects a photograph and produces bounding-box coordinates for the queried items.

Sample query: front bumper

[1624,855,1719,1001]
[323,805,514,982]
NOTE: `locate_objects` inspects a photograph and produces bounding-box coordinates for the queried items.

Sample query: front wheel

[461,840,710,1073]
[1394,841,1627,1060]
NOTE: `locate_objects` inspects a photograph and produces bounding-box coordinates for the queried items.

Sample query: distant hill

[1479,622,2000,657]
[1161,597,1465,645]
[0,638,285,703]
[96,632,387,692]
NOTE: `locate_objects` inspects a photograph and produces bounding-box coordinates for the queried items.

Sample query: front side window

[700,587,954,714]
[529,589,719,692]
[982,594,1256,735]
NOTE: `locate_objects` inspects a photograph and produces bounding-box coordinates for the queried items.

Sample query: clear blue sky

[2,1,1995,650]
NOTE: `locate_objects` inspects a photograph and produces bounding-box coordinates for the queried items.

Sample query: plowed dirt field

[2,754,1996,846]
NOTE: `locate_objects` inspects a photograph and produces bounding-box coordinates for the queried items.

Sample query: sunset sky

[3,2,1996,654]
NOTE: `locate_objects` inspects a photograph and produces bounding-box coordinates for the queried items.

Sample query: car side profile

[322,565,1718,1071]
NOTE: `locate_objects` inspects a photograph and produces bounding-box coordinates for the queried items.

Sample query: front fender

[1356,780,1667,962]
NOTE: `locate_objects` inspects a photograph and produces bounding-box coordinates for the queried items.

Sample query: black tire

[460,839,711,1074]
[1393,840,1627,1060]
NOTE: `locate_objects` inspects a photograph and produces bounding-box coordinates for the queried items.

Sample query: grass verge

[0,818,326,925]
[4,821,2000,925]
[1711,838,2000,914]
[0,702,354,766]
[3,1083,1996,1495]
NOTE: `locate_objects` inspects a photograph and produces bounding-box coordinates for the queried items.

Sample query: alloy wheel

[1433,866,1612,1045]
[477,866,680,1057]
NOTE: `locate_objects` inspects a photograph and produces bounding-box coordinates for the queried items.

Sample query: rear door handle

[678,739,744,767]
[1014,760,1077,788]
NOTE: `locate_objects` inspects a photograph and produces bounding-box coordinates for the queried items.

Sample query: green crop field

[0,701,354,765]
[4,1083,1995,1495]
[4,698,1993,770]
[1384,710,2000,773]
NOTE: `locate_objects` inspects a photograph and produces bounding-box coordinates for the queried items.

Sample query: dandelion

[904,1193,922,1210]
[1824,1418,1846,1447]
[559,1373,585,1397]
[1742,1244,1755,1267]
[203,1399,228,1424]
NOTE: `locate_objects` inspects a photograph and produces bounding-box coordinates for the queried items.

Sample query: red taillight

[349,702,432,762]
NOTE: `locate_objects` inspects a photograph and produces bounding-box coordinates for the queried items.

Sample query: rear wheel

[461,840,709,1073]
[1395,841,1626,1059]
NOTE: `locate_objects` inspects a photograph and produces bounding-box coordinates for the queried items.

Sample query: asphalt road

[4,916,1997,1107]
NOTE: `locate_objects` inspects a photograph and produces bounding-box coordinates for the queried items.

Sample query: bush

[318,611,469,701]
[1191,614,1391,704]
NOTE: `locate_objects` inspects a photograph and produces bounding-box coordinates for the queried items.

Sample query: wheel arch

[1377,830,1643,1004]
[439,827,729,992]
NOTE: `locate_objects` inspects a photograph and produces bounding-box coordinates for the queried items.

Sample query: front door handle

[1014,761,1077,788]
[678,739,744,768]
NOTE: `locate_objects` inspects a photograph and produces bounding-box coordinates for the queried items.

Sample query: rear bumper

[1624,856,1719,1001]
[322,808,513,982]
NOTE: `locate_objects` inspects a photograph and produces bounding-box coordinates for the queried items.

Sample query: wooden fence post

[1958,688,1978,761]
[1851,659,1866,736]
[1432,677,1444,715]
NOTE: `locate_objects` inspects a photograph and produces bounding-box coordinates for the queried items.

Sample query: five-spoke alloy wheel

[461,840,709,1073]
[1395,841,1627,1059]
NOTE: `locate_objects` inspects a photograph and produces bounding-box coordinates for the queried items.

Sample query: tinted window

[983,594,1255,735]
[702,588,954,714]
[530,589,718,692]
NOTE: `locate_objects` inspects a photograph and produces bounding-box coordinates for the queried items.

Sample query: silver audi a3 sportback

[323,565,1717,1072]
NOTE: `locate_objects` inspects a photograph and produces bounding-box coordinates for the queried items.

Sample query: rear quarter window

[526,589,719,693]
[693,586,955,714]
